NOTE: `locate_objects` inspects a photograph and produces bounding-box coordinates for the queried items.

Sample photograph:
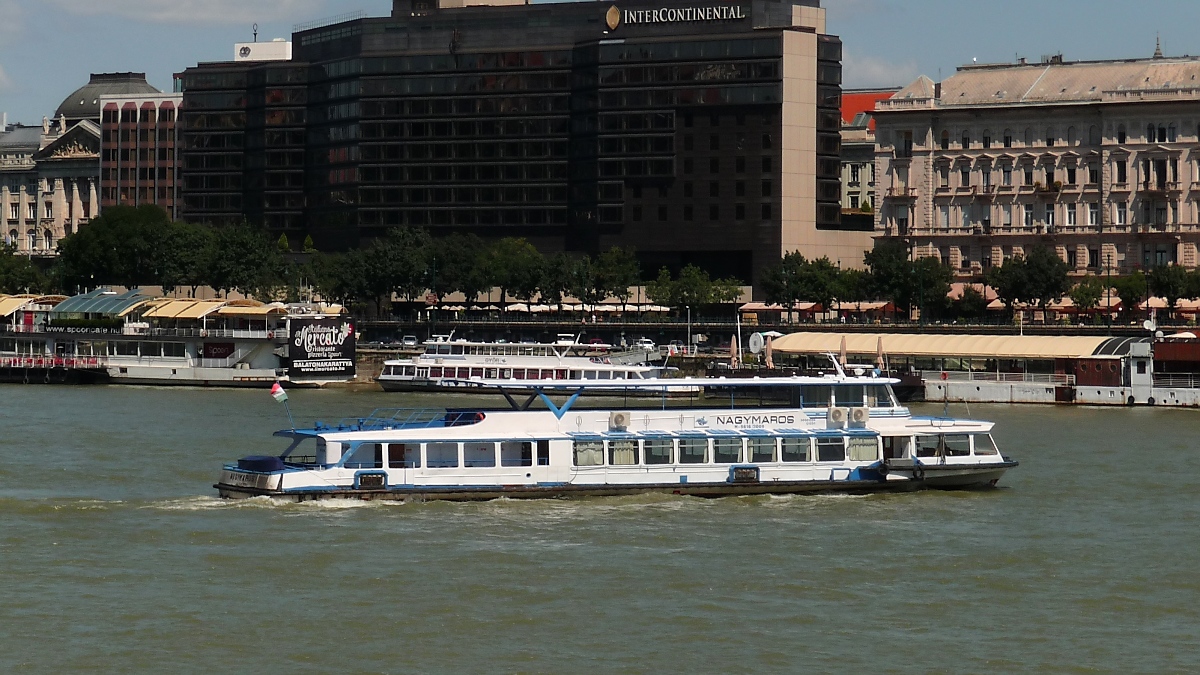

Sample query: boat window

[430,367,443,377]
[457,367,470,378]
[833,385,865,407]
[537,440,550,465]
[569,370,582,380]
[316,439,340,464]
[344,443,383,469]
[882,436,911,459]
[163,342,185,358]
[427,442,460,468]
[598,371,611,380]
[470,368,483,378]
[608,440,639,465]
[573,440,604,466]
[437,345,451,355]
[816,437,846,462]
[713,438,742,464]
[643,439,672,464]
[749,437,776,462]
[781,437,810,462]
[866,385,893,407]
[800,385,831,408]
[388,443,421,468]
[678,438,708,464]
[556,369,567,380]
[485,368,498,378]
[584,370,597,380]
[974,434,1000,456]
[425,346,437,354]
[500,441,533,467]
[464,442,496,467]
[451,345,464,355]
[403,367,415,376]
[943,434,971,456]
[847,437,878,461]
[916,436,941,457]
[502,369,512,378]
[513,369,526,380]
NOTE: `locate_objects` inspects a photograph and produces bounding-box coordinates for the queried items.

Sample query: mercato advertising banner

[288,317,356,378]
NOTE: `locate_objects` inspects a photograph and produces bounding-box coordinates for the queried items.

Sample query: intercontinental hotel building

[178,0,865,286]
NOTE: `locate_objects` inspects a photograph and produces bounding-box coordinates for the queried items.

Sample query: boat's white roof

[425,375,901,390]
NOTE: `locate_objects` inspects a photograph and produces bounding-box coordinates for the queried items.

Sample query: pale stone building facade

[874,52,1200,277]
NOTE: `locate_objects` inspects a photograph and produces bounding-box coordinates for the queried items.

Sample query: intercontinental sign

[606,4,748,30]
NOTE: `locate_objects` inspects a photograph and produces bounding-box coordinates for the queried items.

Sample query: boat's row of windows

[425,344,572,356]
[385,365,647,380]
[332,433,999,470]
[573,433,999,467]
[0,339,186,358]
[342,441,549,469]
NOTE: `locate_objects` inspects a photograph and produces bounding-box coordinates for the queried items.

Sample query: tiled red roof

[841,90,897,130]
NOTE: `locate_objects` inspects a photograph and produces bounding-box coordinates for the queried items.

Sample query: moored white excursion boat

[216,362,1018,501]
[376,335,684,395]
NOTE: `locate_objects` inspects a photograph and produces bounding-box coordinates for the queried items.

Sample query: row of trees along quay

[3,205,1198,324]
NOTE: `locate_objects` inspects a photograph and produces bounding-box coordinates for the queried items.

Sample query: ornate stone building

[0,73,161,256]
[874,50,1200,277]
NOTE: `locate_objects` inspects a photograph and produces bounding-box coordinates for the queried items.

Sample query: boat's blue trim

[536,386,585,419]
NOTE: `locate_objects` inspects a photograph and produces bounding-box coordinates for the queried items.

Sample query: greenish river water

[2,386,1199,673]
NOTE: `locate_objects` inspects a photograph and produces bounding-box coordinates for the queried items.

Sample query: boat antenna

[826,352,847,377]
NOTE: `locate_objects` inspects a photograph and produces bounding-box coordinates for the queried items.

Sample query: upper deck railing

[314,408,483,432]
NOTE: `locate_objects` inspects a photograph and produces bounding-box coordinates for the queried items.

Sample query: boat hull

[215,463,1015,502]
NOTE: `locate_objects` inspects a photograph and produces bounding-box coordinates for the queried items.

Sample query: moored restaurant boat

[216,361,1017,501]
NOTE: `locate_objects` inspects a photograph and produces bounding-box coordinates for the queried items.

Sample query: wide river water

[2,385,1199,673]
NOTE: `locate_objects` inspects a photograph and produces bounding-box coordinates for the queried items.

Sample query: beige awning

[174,301,226,320]
[0,296,33,317]
[772,332,1110,360]
[117,298,160,317]
[143,300,202,319]
[216,303,287,317]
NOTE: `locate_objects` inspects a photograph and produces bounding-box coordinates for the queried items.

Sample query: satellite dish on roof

[748,332,765,354]
[1143,319,1157,332]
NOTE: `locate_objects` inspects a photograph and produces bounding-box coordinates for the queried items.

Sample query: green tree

[208,223,285,298]
[0,243,46,293]
[762,252,843,321]
[1148,264,1190,319]
[947,285,989,322]
[1023,245,1070,310]
[1068,276,1105,317]
[489,237,544,307]
[539,253,577,311]
[864,240,952,317]
[1112,272,1148,321]
[986,257,1030,315]
[428,233,491,304]
[644,267,676,308]
[570,255,608,307]
[302,235,317,253]
[277,233,290,252]
[55,204,175,289]
[158,221,215,296]
[594,246,641,310]
[309,251,371,311]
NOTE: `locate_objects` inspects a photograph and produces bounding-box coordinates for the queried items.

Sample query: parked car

[401,335,419,347]
[588,337,606,345]
[634,338,657,351]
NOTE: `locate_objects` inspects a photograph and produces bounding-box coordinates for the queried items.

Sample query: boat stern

[215,456,286,498]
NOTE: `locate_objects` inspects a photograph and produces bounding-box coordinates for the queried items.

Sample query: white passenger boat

[376,335,676,393]
[216,362,1017,501]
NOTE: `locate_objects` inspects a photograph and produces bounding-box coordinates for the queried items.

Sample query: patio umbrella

[876,336,885,369]
[839,335,847,366]
[765,335,774,369]
[730,333,739,369]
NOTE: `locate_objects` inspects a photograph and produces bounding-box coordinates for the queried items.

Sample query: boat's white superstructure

[377,337,672,393]
[217,369,1017,501]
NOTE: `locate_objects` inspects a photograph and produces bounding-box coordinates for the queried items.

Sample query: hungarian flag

[270,382,288,403]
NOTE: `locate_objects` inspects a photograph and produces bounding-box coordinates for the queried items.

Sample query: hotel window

[938,166,949,187]
[735,203,745,220]
[761,203,772,219]
[709,157,719,173]
[1089,203,1100,226]
[982,131,992,149]
[572,441,603,467]
[735,156,745,173]
[1117,125,1126,143]
[939,131,950,150]
[709,204,719,221]
[1002,205,1013,227]
[961,132,970,149]
[1045,167,1055,185]
[1067,166,1077,184]
[761,180,772,197]
[1067,205,1077,227]
[678,438,707,464]
[1002,165,1012,186]
[1024,205,1034,227]
[1116,160,1127,183]
[657,205,667,221]
[684,158,693,174]
[27,203,36,221]
[710,134,719,151]
[1089,248,1100,269]
[1088,164,1100,184]
[1046,129,1056,147]
[762,133,772,150]
[633,205,642,221]
[981,168,991,188]
[1045,204,1055,227]
[781,437,810,462]
[939,206,950,229]
[709,182,719,198]
[683,134,693,151]
[1024,167,1034,185]
[960,167,970,187]
[643,439,672,464]
[735,181,745,197]
[761,157,772,173]
[683,205,693,221]
[1003,130,1013,147]
[8,204,16,221]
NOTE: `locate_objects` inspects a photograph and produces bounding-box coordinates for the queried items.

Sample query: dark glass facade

[179,0,840,283]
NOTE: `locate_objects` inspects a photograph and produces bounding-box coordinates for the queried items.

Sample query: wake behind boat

[216,363,1017,501]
